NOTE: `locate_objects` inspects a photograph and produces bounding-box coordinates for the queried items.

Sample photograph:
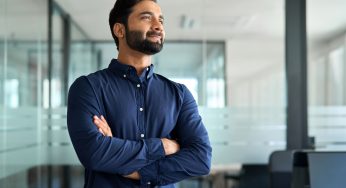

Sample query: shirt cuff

[144,138,165,161]
[138,160,160,185]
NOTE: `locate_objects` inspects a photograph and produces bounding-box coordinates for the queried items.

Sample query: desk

[292,150,346,188]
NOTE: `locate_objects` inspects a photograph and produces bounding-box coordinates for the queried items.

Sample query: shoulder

[70,69,111,90]
[152,73,192,101]
[153,73,186,90]
[69,69,113,99]
[85,68,113,86]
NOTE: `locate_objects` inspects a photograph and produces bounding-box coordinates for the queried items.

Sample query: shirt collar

[108,59,154,80]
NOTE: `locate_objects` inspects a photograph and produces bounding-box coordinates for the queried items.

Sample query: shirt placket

[136,81,146,140]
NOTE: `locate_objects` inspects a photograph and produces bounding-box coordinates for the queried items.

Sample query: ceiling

[55,0,283,41]
[54,0,346,43]
[3,0,346,47]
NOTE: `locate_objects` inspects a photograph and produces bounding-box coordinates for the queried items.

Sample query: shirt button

[137,84,140,88]
[139,108,143,112]
[146,67,149,71]
[147,181,151,185]
[140,134,144,138]
[123,74,126,78]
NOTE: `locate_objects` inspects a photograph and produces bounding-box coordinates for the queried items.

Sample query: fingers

[100,115,107,123]
[123,172,140,180]
[93,116,108,129]
[99,128,105,136]
[161,138,180,155]
[93,115,113,137]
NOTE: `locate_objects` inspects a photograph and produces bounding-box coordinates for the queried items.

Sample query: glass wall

[50,4,98,108]
[0,0,48,187]
[3,0,346,186]
[0,0,288,187]
[0,0,4,182]
[43,3,96,188]
[50,6,64,108]
[189,1,286,165]
[69,22,98,87]
[0,0,96,187]
[307,0,346,150]
[153,41,226,107]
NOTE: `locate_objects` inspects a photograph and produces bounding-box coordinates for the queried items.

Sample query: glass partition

[68,20,98,87]
[0,0,48,187]
[0,0,4,181]
[0,0,95,187]
[50,6,64,108]
[308,0,346,150]
[197,1,286,165]
[1,0,288,187]
[153,41,226,107]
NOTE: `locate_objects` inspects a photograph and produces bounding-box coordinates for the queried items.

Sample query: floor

[0,165,269,188]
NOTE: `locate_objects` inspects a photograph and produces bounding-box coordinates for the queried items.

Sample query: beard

[125,27,164,55]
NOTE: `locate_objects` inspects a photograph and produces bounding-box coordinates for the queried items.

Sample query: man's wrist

[145,138,165,160]
[138,161,159,186]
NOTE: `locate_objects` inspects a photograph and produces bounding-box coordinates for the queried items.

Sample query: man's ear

[113,23,125,38]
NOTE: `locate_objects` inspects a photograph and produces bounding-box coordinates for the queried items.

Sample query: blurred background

[1,0,346,187]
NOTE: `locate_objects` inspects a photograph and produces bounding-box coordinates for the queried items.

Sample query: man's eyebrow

[139,11,164,20]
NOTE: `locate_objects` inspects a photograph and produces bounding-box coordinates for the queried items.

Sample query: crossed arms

[93,115,180,180]
[67,76,212,186]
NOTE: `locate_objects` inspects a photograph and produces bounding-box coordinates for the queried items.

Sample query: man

[67,0,212,187]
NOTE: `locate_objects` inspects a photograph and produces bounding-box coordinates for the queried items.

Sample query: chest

[98,80,181,140]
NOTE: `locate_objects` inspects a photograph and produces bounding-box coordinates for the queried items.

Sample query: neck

[117,48,152,76]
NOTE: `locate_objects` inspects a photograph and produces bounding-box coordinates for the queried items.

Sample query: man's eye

[142,16,151,20]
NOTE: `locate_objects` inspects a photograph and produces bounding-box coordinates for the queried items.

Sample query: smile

[148,35,162,41]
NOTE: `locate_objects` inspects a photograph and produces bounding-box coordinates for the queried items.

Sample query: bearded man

[67,0,212,187]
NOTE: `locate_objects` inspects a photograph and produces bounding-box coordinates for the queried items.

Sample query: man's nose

[152,19,164,32]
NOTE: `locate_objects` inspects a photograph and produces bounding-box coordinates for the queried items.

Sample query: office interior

[1,0,346,187]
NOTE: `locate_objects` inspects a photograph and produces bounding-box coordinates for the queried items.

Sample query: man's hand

[124,171,140,180]
[161,138,180,155]
[93,115,113,137]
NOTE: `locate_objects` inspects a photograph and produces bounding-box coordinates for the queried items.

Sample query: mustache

[146,31,163,37]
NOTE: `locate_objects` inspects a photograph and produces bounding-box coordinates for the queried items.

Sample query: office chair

[269,150,295,188]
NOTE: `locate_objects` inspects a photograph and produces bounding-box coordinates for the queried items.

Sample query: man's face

[125,0,165,55]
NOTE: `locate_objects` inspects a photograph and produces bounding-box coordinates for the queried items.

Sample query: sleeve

[67,76,165,175]
[138,84,212,186]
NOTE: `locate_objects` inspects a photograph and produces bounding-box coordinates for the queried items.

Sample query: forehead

[131,0,163,16]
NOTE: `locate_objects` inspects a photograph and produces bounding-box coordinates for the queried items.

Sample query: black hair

[109,0,157,50]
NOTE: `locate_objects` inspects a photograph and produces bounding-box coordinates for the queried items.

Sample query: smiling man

[67,0,212,187]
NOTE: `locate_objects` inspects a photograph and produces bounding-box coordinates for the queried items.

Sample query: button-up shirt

[67,59,212,188]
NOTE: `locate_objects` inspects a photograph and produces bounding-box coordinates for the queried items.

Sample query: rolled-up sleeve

[67,76,165,175]
[138,84,212,186]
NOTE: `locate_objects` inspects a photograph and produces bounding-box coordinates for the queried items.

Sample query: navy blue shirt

[67,59,212,188]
